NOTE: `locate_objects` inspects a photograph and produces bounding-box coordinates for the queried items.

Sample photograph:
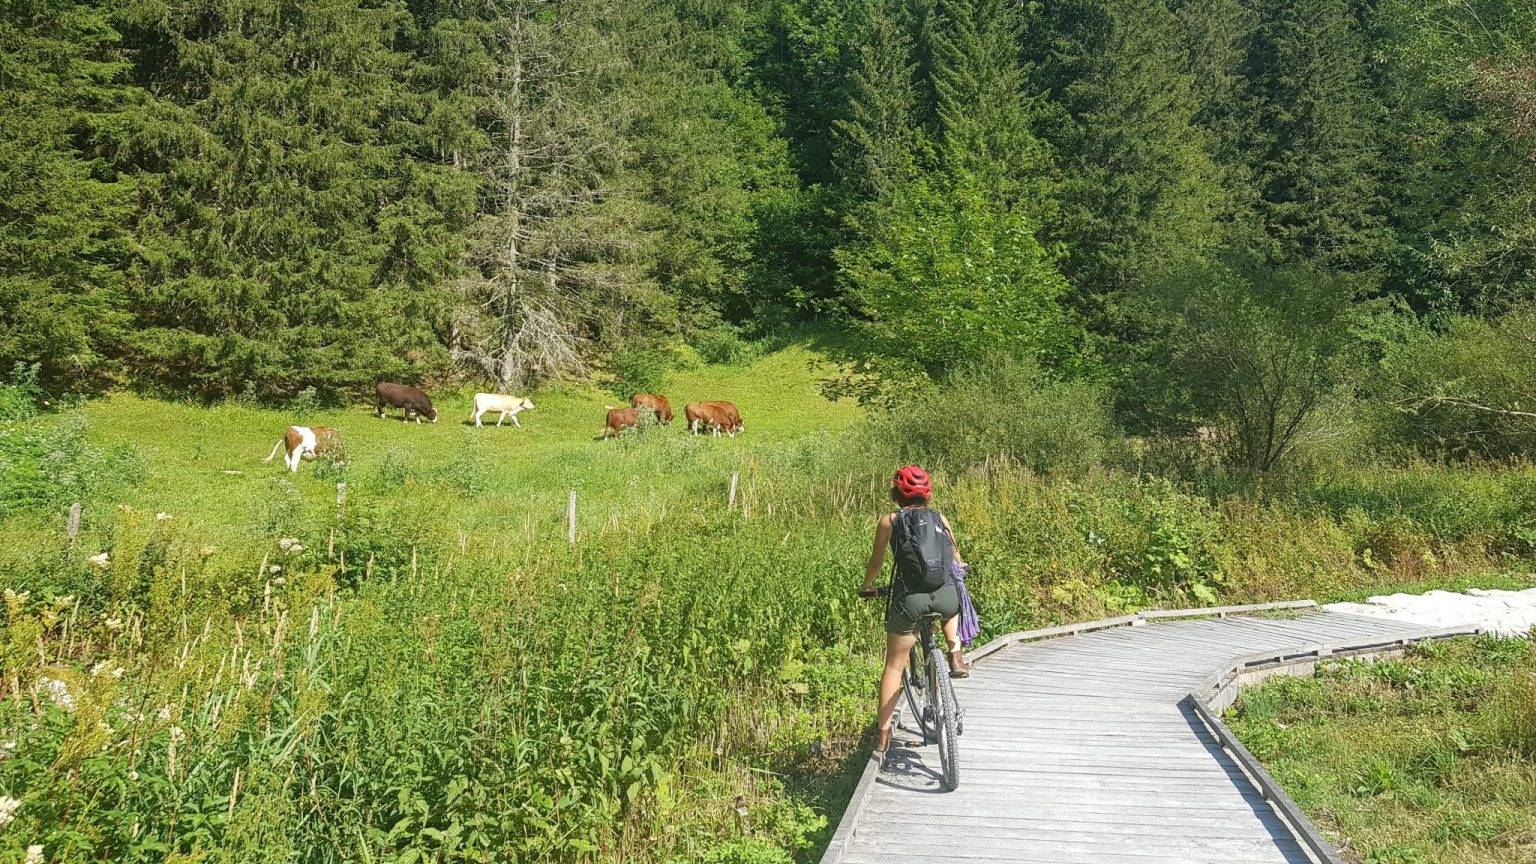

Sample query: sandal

[948,650,970,679]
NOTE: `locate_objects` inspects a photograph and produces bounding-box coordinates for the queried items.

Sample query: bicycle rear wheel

[931,648,961,790]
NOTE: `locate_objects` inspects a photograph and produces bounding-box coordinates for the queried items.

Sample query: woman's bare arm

[861,514,894,593]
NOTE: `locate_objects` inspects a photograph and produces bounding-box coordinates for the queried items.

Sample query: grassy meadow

[1229,638,1536,863]
[3,338,1536,863]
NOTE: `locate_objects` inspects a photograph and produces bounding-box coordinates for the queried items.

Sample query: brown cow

[603,406,639,439]
[630,393,673,424]
[263,425,342,472]
[700,400,743,436]
[685,402,742,438]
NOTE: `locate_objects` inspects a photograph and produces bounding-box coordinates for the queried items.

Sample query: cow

[685,401,742,438]
[702,400,744,435]
[630,393,673,424]
[375,382,438,423]
[471,393,535,428]
[263,426,342,473]
[603,406,638,439]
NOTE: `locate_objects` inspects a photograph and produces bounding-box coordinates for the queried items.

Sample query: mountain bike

[867,586,962,791]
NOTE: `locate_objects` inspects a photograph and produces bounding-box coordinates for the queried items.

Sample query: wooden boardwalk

[822,609,1473,864]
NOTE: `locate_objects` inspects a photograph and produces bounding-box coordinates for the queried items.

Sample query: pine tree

[833,1,920,204]
[124,0,475,400]
[1238,0,1388,269]
[1032,0,1229,297]
[448,0,659,390]
[0,0,137,392]
[923,0,1055,213]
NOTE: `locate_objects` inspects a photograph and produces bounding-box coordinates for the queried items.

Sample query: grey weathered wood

[822,608,1478,864]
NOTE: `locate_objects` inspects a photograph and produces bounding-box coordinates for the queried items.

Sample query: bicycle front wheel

[932,649,961,791]
[902,644,927,739]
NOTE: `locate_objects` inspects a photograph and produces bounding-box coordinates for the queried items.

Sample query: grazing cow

[264,426,342,473]
[375,382,438,423]
[685,402,741,438]
[630,393,673,424]
[702,400,744,435]
[603,406,639,439]
[471,393,535,428]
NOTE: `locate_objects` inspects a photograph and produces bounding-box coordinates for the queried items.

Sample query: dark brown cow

[375,382,438,423]
[630,393,674,424]
[603,406,639,439]
[700,400,743,435]
[685,402,741,438]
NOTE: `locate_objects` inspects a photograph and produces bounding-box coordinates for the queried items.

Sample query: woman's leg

[877,632,918,734]
[942,614,961,652]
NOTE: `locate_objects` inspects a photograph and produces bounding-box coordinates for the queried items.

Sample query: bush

[0,413,142,516]
[609,346,673,400]
[1371,306,1536,458]
[862,354,1113,477]
[0,362,44,421]
[692,325,757,366]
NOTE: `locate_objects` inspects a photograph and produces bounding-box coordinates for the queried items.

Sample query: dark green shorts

[884,583,960,635]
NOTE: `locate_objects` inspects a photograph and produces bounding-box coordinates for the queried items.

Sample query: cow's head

[524,399,536,411]
[429,406,439,423]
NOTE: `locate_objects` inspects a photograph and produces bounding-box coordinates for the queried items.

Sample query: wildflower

[128,770,139,781]
[4,588,30,605]
[88,552,110,569]
[156,706,171,723]
[103,617,123,631]
[273,577,286,587]
[286,544,304,555]
[51,594,75,609]
[0,796,20,829]
[155,512,172,521]
[25,845,43,864]
[268,565,282,574]
[168,726,185,743]
[39,677,75,712]
[200,546,217,558]
[277,537,299,552]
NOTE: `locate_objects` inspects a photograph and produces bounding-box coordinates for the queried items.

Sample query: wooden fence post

[728,472,739,512]
[66,502,81,545]
[568,490,577,545]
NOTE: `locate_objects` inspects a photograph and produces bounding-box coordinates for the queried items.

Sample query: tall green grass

[2,344,1533,863]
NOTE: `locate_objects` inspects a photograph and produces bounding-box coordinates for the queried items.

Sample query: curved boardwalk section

[823,610,1465,864]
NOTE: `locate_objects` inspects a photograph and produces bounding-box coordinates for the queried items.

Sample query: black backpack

[890,507,954,593]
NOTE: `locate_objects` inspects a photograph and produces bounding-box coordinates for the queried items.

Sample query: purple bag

[951,563,981,647]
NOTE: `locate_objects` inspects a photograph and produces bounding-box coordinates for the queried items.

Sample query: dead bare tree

[451,0,646,391]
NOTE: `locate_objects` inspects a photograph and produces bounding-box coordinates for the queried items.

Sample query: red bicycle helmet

[892,465,932,501]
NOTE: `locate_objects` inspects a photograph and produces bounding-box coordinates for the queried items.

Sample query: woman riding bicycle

[859,464,969,752]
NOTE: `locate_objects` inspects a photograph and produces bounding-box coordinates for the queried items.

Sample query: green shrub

[692,325,758,366]
[0,362,44,421]
[0,413,142,516]
[610,346,673,399]
[861,354,1113,477]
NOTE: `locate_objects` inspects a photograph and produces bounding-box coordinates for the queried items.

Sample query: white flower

[25,844,43,864]
[277,537,299,552]
[51,594,75,609]
[128,770,139,781]
[273,577,286,587]
[112,667,124,679]
[268,565,282,574]
[4,588,30,604]
[200,546,217,558]
[39,677,74,712]
[103,617,123,631]
[168,726,185,743]
[154,512,172,521]
[88,552,110,569]
[156,706,171,723]
[286,544,304,555]
[0,795,20,830]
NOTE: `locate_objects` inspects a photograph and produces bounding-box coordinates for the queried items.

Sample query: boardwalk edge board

[820,600,1484,864]
[1186,624,1482,864]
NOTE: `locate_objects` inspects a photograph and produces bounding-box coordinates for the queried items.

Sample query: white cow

[263,425,342,472]
[470,393,535,428]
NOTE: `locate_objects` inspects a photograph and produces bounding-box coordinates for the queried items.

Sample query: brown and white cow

[685,401,743,438]
[264,426,342,472]
[375,382,438,423]
[630,393,673,424]
[471,393,535,428]
[603,406,639,439]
